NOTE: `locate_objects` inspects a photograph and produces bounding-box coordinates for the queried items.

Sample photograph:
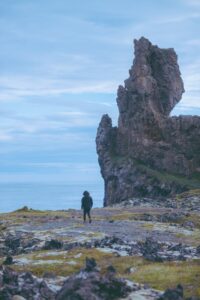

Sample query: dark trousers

[83,209,91,222]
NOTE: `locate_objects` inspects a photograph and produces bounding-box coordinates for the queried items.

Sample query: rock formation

[96,37,200,206]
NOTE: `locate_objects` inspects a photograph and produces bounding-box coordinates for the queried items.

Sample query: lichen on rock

[96,37,200,206]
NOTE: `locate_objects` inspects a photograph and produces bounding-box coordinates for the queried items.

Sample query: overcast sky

[0,0,200,185]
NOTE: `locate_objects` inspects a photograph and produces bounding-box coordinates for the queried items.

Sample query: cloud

[186,39,200,46]
[182,60,200,94]
[4,4,200,104]
[0,0,200,191]
[58,111,90,116]
[0,75,118,102]
[183,0,200,6]
[18,162,98,170]
[178,92,200,108]
[153,12,200,24]
[0,109,97,140]
[0,132,12,141]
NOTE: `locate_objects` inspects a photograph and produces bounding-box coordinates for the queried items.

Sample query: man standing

[81,191,93,223]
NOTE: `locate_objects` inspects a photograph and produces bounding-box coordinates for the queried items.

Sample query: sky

[0,0,200,187]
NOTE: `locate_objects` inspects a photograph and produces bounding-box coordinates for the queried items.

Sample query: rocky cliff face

[96,37,200,206]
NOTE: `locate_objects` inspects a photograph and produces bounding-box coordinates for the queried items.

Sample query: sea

[0,183,104,213]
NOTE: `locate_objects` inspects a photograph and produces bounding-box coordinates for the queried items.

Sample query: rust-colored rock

[96,37,200,206]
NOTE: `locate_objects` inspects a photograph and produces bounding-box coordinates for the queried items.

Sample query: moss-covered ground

[5,247,200,298]
[1,199,200,299]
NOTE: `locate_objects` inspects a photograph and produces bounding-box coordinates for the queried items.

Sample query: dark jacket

[81,196,93,210]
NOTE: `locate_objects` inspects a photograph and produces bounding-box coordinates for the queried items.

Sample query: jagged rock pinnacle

[96,37,200,206]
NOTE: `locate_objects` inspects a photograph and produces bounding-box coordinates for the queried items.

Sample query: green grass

[107,212,139,221]
[11,248,114,277]
[112,155,200,190]
[0,210,73,224]
[141,223,154,230]
[130,259,200,299]
[176,189,200,200]
[135,160,200,190]
[10,247,200,298]
[98,255,200,298]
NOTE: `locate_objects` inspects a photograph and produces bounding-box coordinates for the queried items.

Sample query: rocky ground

[0,190,200,299]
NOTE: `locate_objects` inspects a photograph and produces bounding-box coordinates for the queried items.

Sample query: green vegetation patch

[96,255,200,298]
[136,161,200,190]
[130,259,200,299]
[12,248,114,277]
[176,189,200,200]
[107,212,139,221]
[7,247,200,298]
[0,209,75,227]
[112,156,200,190]
[141,223,154,230]
[175,229,200,247]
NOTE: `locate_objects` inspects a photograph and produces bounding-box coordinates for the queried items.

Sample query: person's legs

[83,209,92,223]
[83,209,87,222]
[87,209,92,223]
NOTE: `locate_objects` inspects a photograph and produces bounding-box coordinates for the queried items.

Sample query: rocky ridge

[96,37,200,206]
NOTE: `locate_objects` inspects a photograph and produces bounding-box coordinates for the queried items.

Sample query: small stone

[106,265,116,273]
[3,267,18,285]
[126,267,137,274]
[43,239,63,250]
[196,245,200,255]
[3,255,13,265]
[20,271,34,284]
[143,283,150,289]
[43,272,56,279]
[5,235,21,252]
[182,221,195,229]
[85,257,97,272]
[12,296,26,300]
[39,280,55,299]
[158,284,183,300]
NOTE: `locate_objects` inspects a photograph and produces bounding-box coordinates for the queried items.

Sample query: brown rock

[96,37,200,206]
[56,258,131,300]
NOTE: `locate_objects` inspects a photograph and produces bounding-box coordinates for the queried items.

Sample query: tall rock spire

[96,37,200,206]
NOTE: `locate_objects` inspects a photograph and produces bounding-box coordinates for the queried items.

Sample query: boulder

[56,258,132,300]
[0,267,56,300]
[12,296,26,300]
[3,255,13,265]
[139,237,163,262]
[158,284,183,300]
[43,239,63,250]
